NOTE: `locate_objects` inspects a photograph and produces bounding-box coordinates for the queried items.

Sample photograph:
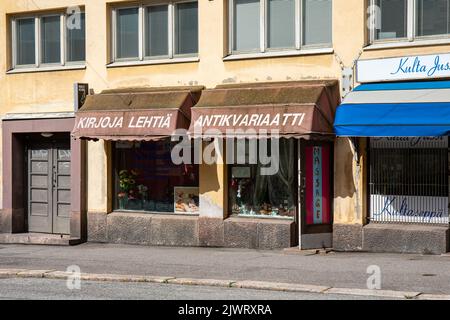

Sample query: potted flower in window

[118,169,137,209]
[117,191,128,210]
[137,184,149,209]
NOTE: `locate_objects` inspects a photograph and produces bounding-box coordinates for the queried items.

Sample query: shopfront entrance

[369,137,449,225]
[190,80,340,249]
[299,140,333,249]
[0,116,86,245]
[334,62,450,253]
[27,138,71,235]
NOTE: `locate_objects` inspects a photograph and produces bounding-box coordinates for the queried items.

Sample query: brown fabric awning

[72,86,204,141]
[188,81,340,139]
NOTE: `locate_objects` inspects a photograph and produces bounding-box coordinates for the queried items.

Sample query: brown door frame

[0,117,86,241]
[298,139,334,246]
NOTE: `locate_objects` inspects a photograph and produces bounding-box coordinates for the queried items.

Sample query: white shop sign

[370,195,449,224]
[357,53,450,83]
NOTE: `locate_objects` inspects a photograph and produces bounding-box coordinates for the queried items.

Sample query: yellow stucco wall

[0,0,449,220]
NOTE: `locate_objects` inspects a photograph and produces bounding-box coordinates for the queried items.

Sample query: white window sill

[112,210,199,217]
[364,38,450,51]
[223,48,334,61]
[107,56,200,68]
[6,64,86,74]
[235,214,294,221]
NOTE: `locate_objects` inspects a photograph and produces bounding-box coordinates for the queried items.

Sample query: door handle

[52,165,57,189]
[299,176,306,194]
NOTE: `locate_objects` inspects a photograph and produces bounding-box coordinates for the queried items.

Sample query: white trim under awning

[2,112,75,121]
[343,89,450,105]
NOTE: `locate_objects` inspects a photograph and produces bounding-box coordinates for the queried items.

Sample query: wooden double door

[27,141,71,235]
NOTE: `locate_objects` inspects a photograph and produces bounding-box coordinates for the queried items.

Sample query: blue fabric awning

[334,81,450,137]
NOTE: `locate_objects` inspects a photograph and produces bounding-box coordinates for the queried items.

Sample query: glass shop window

[370,147,448,197]
[228,139,296,219]
[113,140,199,214]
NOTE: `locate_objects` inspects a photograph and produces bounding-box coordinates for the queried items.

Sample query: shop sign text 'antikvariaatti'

[193,113,305,128]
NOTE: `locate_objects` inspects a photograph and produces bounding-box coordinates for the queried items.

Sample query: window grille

[369,138,449,224]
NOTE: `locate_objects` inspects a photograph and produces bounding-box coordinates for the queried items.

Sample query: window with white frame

[111,1,198,63]
[371,0,450,42]
[228,0,332,55]
[11,11,86,69]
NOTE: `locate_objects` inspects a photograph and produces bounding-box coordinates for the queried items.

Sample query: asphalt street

[0,243,449,295]
[0,278,389,300]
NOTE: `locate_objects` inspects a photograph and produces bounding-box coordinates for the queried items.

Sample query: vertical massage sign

[305,146,331,225]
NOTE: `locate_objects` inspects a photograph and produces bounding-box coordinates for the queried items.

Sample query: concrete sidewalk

[0,243,449,297]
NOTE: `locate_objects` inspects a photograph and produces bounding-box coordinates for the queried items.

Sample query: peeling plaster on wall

[2,102,73,115]
[222,77,237,84]
[199,194,224,219]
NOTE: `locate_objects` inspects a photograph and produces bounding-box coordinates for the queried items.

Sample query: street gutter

[0,268,448,300]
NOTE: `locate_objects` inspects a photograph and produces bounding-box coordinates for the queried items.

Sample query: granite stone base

[107,213,152,245]
[363,223,450,255]
[87,212,108,243]
[333,224,363,251]
[149,215,199,247]
[224,217,295,249]
[87,212,295,249]
[198,217,225,247]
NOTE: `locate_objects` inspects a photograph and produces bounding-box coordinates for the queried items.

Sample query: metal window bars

[369,138,449,225]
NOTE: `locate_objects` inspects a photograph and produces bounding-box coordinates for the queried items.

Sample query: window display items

[114,140,199,213]
[174,187,199,214]
[229,139,296,220]
[117,169,138,209]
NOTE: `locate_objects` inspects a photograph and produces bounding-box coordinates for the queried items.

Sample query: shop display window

[228,139,296,219]
[370,147,448,197]
[113,139,199,214]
